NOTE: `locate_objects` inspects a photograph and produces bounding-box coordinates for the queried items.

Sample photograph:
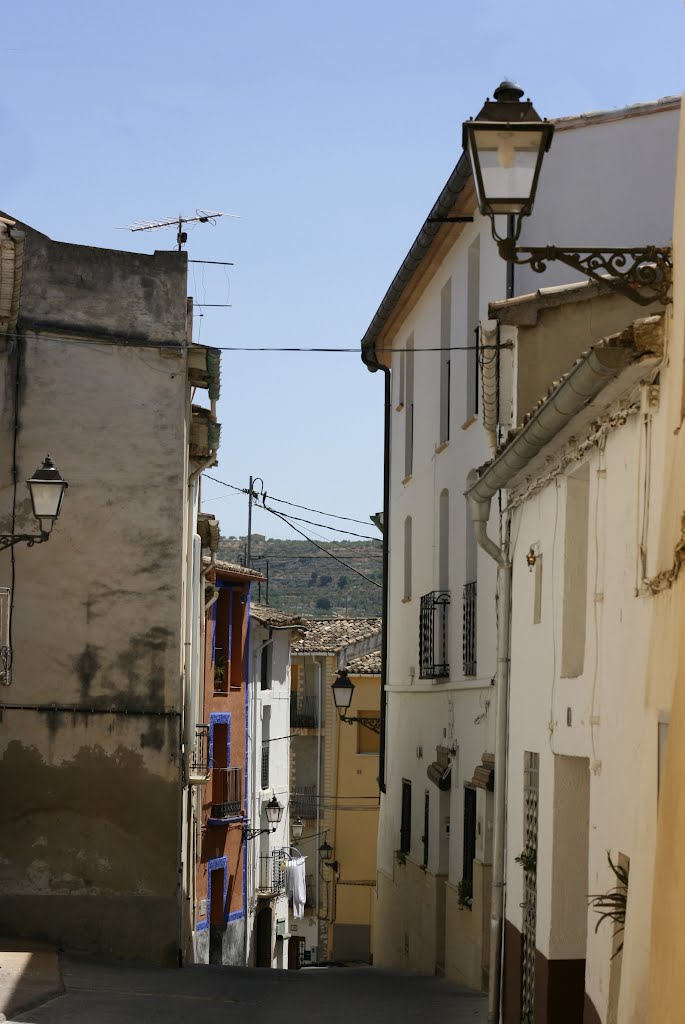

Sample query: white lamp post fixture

[291,815,304,841]
[463,81,672,305]
[1,454,69,551]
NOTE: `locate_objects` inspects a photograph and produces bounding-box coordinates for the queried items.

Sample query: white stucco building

[473,283,666,1022]
[245,605,305,969]
[359,88,679,991]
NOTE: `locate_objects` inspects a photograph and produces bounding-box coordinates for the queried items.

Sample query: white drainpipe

[466,471,510,1024]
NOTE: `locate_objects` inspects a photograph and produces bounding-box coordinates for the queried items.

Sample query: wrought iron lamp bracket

[0,532,49,552]
[337,712,382,735]
[242,823,277,842]
[497,238,673,307]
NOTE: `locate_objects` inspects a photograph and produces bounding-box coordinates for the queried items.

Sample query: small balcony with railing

[291,785,318,821]
[419,591,450,679]
[188,723,210,785]
[290,693,321,730]
[209,766,242,821]
[462,581,477,677]
[257,850,287,896]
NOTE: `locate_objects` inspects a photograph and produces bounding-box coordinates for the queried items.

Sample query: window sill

[461,415,478,431]
[401,474,412,486]
[435,440,449,455]
[396,403,404,413]
[401,596,411,604]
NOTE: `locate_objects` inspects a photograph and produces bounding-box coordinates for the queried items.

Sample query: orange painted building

[193,559,265,965]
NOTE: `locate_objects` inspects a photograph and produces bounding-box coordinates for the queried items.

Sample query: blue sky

[5,0,684,541]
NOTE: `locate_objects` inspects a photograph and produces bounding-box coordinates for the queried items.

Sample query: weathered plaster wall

[0,225,189,964]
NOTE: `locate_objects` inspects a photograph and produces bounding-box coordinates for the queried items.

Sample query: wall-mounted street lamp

[463,82,672,306]
[526,547,537,571]
[291,815,304,841]
[318,840,333,862]
[1,455,69,552]
[242,795,283,841]
[331,669,382,734]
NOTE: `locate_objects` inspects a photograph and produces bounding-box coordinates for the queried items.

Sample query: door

[255,906,273,968]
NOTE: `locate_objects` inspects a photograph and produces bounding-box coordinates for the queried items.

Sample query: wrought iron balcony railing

[291,786,318,820]
[290,693,321,729]
[419,591,450,679]
[258,850,287,894]
[210,766,242,819]
[188,723,210,784]
[462,580,477,677]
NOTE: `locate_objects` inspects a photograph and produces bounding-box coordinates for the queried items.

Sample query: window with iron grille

[462,581,477,677]
[261,741,270,790]
[400,779,412,854]
[463,785,477,886]
[419,591,450,678]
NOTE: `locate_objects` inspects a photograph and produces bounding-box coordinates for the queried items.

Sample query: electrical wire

[259,506,382,589]
[258,508,378,541]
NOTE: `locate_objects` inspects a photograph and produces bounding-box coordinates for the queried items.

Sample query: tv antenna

[125,210,237,251]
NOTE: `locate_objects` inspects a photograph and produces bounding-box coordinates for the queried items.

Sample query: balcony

[290,694,321,729]
[462,581,477,677]
[258,851,286,895]
[291,786,318,820]
[189,723,210,785]
[210,766,242,819]
[419,591,450,679]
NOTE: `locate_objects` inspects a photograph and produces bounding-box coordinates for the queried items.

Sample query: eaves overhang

[360,152,473,372]
[466,316,664,504]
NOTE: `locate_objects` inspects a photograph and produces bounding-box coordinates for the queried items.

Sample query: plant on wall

[588,852,629,958]
[515,847,537,874]
[457,878,473,909]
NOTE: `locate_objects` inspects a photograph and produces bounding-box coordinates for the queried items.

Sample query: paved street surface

[8,955,486,1024]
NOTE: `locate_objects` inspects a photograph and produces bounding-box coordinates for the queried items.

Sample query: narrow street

[10,956,486,1024]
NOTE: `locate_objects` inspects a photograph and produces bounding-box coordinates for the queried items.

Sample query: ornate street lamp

[463,82,672,305]
[1,455,68,551]
[291,815,304,841]
[242,795,284,841]
[331,669,381,734]
[318,840,333,862]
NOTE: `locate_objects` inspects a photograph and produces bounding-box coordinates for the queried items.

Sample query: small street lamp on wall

[1,455,69,551]
[242,795,284,841]
[463,82,672,306]
[331,669,382,735]
[291,815,304,841]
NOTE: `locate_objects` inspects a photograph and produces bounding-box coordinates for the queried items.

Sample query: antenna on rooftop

[125,210,238,251]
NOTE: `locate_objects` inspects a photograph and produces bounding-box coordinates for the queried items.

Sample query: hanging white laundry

[286,855,307,919]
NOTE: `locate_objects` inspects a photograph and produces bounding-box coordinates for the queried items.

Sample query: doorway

[255,905,273,968]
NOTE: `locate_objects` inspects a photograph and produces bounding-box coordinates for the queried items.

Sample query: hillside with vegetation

[217,534,383,617]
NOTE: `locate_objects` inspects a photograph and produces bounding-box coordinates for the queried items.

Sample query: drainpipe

[466,470,511,1024]
[315,655,323,955]
[378,367,391,793]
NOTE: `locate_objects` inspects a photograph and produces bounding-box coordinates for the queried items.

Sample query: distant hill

[217,535,383,617]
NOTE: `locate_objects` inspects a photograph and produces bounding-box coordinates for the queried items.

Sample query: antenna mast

[125,210,236,251]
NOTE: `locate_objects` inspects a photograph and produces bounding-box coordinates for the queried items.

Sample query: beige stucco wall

[0,227,189,964]
[373,858,446,974]
[646,99,685,1024]
[444,860,491,989]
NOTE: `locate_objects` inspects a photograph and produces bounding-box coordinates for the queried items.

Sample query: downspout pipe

[378,366,391,793]
[465,470,510,1024]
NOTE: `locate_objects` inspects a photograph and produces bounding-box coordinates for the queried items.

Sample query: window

[439,280,452,444]
[357,713,381,754]
[260,640,272,691]
[400,779,412,854]
[439,490,449,592]
[466,236,480,419]
[213,585,247,692]
[404,335,414,479]
[533,554,543,625]
[422,792,430,867]
[462,786,477,888]
[463,505,477,677]
[261,706,271,790]
[562,465,590,677]
[404,516,412,600]
[397,349,406,410]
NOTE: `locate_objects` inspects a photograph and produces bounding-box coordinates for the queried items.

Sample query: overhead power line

[215,344,503,353]
[260,506,382,589]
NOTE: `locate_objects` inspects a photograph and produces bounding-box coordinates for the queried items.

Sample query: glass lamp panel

[470,127,546,213]
[332,680,354,710]
[29,481,65,519]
